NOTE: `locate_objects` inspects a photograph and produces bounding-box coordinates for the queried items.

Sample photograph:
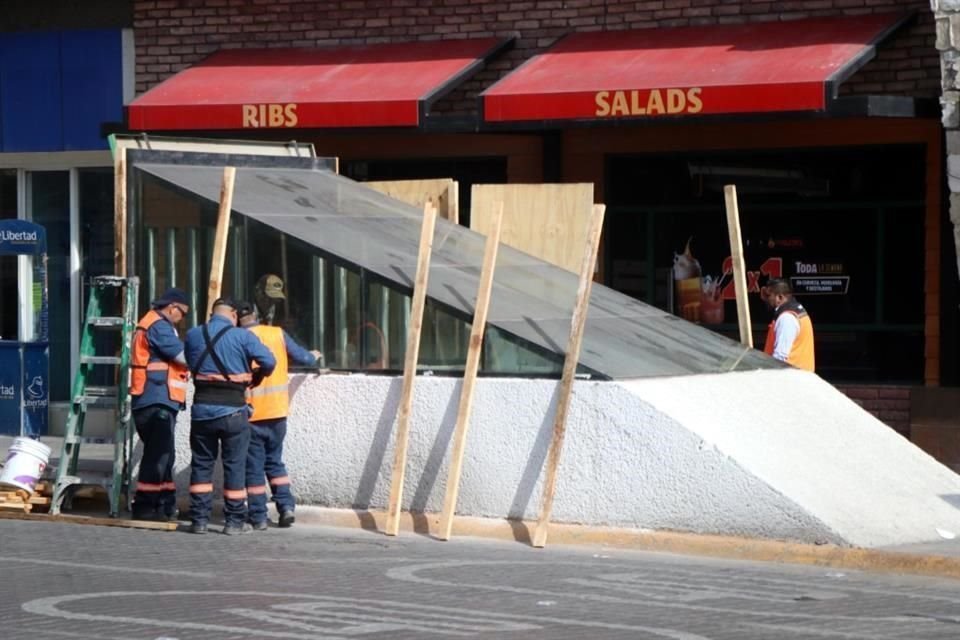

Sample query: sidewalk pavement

[287,504,960,581]
[6,434,960,580]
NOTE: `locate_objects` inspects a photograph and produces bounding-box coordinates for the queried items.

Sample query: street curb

[290,505,960,580]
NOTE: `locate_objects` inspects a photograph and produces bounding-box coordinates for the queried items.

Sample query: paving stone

[3,520,960,639]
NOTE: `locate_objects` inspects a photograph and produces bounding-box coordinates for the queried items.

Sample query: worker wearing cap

[184,298,276,535]
[237,302,321,529]
[130,288,190,522]
[763,278,816,372]
[254,273,286,326]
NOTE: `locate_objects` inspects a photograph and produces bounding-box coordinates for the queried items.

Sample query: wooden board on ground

[470,183,594,274]
[0,509,178,531]
[365,179,459,223]
[0,485,52,513]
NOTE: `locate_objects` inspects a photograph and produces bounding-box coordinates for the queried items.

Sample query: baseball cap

[257,274,286,300]
[211,297,239,311]
[236,300,256,319]
[152,287,189,309]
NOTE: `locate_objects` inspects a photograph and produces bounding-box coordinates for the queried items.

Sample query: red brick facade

[835,384,912,435]
[134,0,938,109]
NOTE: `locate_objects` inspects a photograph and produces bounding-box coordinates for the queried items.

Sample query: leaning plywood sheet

[366,179,459,223]
[471,183,594,274]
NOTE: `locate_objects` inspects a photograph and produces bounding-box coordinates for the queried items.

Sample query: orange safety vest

[130,310,189,403]
[763,300,816,372]
[248,325,289,422]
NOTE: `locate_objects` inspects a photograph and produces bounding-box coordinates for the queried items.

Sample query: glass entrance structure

[126,146,781,380]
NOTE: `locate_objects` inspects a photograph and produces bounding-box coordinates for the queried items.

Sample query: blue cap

[152,288,188,309]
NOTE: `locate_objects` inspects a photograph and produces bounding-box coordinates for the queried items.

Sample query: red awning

[129,39,507,130]
[482,14,909,123]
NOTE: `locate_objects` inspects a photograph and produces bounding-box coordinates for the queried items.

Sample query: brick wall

[134,0,938,112]
[835,384,912,435]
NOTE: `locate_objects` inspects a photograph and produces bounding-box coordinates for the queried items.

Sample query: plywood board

[438,202,503,541]
[366,179,459,222]
[723,185,753,348]
[206,166,236,318]
[532,204,606,548]
[470,184,594,273]
[385,201,439,537]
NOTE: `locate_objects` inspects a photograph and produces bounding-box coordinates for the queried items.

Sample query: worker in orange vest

[129,287,190,521]
[763,278,815,372]
[237,301,322,529]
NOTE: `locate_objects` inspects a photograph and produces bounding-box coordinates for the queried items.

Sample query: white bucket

[0,437,51,494]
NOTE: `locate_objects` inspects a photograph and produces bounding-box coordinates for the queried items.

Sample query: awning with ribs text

[129,38,509,131]
[481,13,911,124]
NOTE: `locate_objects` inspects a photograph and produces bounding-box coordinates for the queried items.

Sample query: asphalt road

[2,519,960,639]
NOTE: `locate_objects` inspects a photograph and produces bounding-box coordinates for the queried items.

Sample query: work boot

[188,522,208,535]
[251,520,269,531]
[278,510,296,528]
[163,508,181,522]
[223,522,253,536]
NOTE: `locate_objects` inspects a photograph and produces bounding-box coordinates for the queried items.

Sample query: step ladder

[51,276,140,517]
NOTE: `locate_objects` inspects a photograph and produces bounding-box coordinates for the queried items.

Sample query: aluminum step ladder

[51,276,139,516]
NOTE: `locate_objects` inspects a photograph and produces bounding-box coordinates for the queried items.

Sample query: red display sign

[129,39,504,130]
[482,13,905,123]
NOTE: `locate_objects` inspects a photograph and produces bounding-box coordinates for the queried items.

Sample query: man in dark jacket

[184,298,275,535]
[129,288,190,521]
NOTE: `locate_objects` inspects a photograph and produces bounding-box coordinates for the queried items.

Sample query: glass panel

[135,172,220,322]
[28,171,69,401]
[0,170,17,340]
[79,167,118,387]
[131,161,778,380]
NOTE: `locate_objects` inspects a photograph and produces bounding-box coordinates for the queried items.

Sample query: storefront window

[28,170,69,400]
[0,170,17,341]
[606,146,926,383]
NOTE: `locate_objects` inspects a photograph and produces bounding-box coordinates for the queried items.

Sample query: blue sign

[0,343,21,436]
[0,219,49,436]
[21,343,49,437]
[0,219,46,255]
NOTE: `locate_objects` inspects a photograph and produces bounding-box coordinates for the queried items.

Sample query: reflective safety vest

[763,299,816,372]
[248,325,289,421]
[130,310,189,404]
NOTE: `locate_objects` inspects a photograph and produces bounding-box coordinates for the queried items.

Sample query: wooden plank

[447,179,460,225]
[0,510,178,531]
[723,185,753,348]
[532,204,606,549]
[438,202,504,541]
[470,184,594,274]
[206,166,237,318]
[113,146,127,276]
[365,179,459,221]
[384,201,439,537]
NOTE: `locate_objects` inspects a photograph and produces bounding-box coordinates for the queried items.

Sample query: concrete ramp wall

[170,369,960,547]
[623,370,960,548]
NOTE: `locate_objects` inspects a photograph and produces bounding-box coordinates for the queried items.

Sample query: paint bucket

[0,437,51,494]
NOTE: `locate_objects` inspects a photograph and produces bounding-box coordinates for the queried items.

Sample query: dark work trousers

[188,410,251,527]
[246,418,294,524]
[132,405,178,517]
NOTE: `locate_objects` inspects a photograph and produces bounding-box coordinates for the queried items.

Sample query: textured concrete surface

[161,368,960,547]
[4,518,960,640]
[627,370,960,548]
